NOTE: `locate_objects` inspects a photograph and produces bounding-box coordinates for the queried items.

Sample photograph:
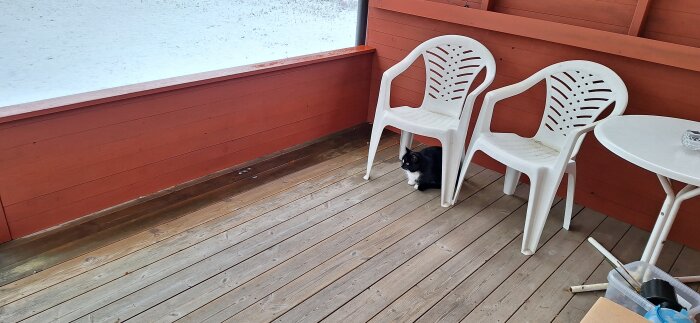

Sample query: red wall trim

[0,46,375,124]
[373,0,700,72]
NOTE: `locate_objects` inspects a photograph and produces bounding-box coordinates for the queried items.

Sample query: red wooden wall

[645,0,700,47]
[367,0,700,249]
[0,47,374,241]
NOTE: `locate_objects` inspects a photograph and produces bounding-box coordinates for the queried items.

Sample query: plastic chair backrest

[533,60,628,155]
[415,35,496,119]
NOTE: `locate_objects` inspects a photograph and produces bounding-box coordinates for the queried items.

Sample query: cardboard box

[580,297,648,323]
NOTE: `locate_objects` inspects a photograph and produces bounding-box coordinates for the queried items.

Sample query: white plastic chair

[452,60,628,255]
[363,35,496,207]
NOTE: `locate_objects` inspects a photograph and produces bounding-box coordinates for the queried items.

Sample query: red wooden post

[628,0,652,36]
[0,195,11,243]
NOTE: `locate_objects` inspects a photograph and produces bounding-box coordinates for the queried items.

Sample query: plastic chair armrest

[473,73,544,134]
[458,66,496,134]
[374,52,423,116]
[554,121,601,170]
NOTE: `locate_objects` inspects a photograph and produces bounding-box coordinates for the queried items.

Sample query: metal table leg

[645,181,700,268]
[570,175,700,292]
[640,175,677,265]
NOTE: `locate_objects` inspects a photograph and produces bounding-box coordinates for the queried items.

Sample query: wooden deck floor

[1,127,699,323]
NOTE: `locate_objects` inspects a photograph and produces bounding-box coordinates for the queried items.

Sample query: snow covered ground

[0,0,358,107]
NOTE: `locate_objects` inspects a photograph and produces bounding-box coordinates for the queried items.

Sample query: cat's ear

[405,147,411,153]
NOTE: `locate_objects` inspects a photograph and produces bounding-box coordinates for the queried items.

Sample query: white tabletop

[594,115,700,187]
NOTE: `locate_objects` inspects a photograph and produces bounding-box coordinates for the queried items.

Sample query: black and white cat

[401,146,442,191]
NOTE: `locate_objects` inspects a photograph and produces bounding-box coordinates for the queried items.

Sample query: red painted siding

[0,48,374,239]
[366,0,700,249]
[494,0,636,34]
[644,0,700,47]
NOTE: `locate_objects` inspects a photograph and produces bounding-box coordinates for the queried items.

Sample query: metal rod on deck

[570,276,700,293]
[588,237,642,291]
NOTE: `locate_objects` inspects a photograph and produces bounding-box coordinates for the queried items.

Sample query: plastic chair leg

[563,162,576,230]
[364,123,385,180]
[452,143,478,205]
[441,140,463,208]
[504,167,521,195]
[399,131,414,160]
[521,172,559,255]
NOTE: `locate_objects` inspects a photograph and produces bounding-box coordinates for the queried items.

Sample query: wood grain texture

[186,168,445,322]
[0,138,398,308]
[507,216,631,323]
[133,167,444,322]
[494,6,629,34]
[0,142,401,322]
[438,0,636,30]
[668,246,700,294]
[221,170,498,323]
[272,176,508,323]
[1,133,698,322]
[324,185,529,322]
[0,50,374,239]
[643,0,700,47]
[367,1,700,250]
[0,125,379,286]
[75,169,408,323]
[416,199,574,322]
[495,0,635,33]
[459,209,605,322]
[370,195,569,323]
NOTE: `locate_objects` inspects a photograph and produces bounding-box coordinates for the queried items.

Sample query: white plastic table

[594,115,700,269]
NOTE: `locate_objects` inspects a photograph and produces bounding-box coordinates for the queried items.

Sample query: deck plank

[152,170,486,322]
[460,208,606,322]
[221,169,502,323]
[263,175,508,323]
[22,154,404,322]
[670,246,700,292]
[552,226,684,323]
[322,185,530,322]
[416,199,580,323]
[506,216,631,323]
[369,195,572,323]
[94,170,411,322]
[128,172,433,322]
[184,184,441,322]
[176,165,486,322]
[5,142,401,322]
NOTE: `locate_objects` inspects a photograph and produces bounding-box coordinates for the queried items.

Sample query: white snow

[0,0,358,107]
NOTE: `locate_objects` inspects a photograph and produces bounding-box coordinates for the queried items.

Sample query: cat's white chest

[405,170,420,185]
